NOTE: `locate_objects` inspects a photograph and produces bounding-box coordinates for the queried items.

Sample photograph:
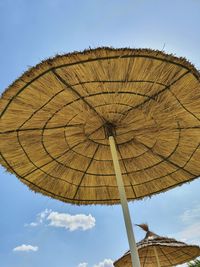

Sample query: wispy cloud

[93,259,114,267]
[25,209,52,227]
[78,263,88,267]
[78,259,114,267]
[180,204,200,224]
[174,222,200,245]
[13,244,38,252]
[28,222,38,227]
[173,204,200,245]
[25,209,95,231]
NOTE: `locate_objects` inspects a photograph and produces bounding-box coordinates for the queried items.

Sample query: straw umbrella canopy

[1,47,200,267]
[114,224,200,267]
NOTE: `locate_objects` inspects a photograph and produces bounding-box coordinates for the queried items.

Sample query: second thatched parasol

[114,224,200,267]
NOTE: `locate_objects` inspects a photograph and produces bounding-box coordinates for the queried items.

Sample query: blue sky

[0,1,200,267]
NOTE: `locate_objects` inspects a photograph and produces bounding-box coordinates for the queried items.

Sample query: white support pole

[109,136,140,267]
[153,246,161,267]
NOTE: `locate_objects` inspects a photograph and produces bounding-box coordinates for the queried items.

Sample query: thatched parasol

[114,224,200,267]
[1,48,200,267]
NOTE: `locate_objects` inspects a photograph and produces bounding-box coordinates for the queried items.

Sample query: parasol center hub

[104,122,116,138]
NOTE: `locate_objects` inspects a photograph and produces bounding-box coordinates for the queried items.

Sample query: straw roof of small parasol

[114,224,200,267]
[0,47,200,205]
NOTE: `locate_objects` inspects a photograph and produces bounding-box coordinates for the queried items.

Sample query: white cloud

[78,263,88,267]
[47,212,95,231]
[25,209,52,227]
[174,222,200,245]
[24,222,38,227]
[93,259,114,267]
[13,244,38,252]
[29,222,38,227]
[78,259,114,267]
[172,204,200,245]
[38,209,52,223]
[180,205,200,224]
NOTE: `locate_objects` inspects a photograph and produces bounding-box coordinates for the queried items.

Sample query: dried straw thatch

[114,224,200,267]
[0,47,200,205]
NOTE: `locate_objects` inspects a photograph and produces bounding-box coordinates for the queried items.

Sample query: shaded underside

[0,47,200,204]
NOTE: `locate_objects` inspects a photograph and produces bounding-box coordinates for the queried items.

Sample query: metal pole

[153,246,161,267]
[109,136,140,267]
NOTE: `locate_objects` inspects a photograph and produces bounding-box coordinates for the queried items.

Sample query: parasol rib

[117,147,137,197]
[115,126,200,139]
[134,137,196,177]
[52,69,106,123]
[180,248,197,258]
[0,124,84,134]
[143,246,150,267]
[159,246,173,266]
[17,133,87,185]
[168,88,200,122]
[132,143,199,186]
[2,125,199,137]
[0,152,72,199]
[17,88,65,129]
[20,124,104,177]
[120,70,190,122]
[71,79,166,87]
[73,144,100,198]
[153,246,161,267]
